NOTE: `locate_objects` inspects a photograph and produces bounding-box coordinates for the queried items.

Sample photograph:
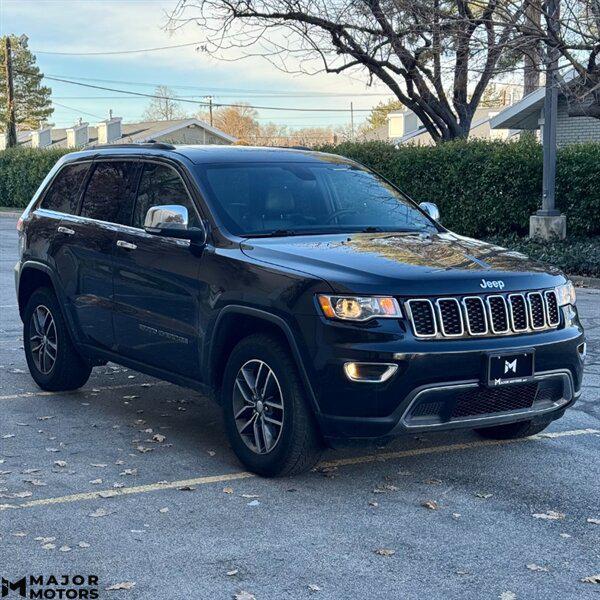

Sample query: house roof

[16,117,236,148]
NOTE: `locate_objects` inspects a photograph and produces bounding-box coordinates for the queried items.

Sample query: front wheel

[222,334,322,477]
[23,287,92,391]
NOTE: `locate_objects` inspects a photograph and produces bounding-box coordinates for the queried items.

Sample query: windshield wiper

[360,226,384,233]
[250,229,299,238]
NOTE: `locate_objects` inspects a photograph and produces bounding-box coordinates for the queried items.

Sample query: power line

[17,69,375,113]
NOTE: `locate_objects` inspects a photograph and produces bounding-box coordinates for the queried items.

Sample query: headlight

[317,295,402,321]
[555,281,576,306]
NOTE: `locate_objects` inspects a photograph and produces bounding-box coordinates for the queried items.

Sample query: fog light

[343,362,398,383]
[578,342,587,362]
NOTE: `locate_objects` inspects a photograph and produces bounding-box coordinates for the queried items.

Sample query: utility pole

[207,96,213,127]
[350,101,355,138]
[4,36,18,148]
[530,0,566,240]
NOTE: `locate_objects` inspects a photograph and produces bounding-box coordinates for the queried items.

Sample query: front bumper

[305,308,585,440]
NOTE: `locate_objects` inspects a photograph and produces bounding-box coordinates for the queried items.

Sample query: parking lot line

[2,428,597,512]
[0,381,170,402]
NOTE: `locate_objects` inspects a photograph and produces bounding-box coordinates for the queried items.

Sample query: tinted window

[133,163,199,228]
[40,162,89,214]
[80,161,139,224]
[198,162,436,236]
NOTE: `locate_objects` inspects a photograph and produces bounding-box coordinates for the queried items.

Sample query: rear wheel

[475,419,552,440]
[23,287,92,391]
[222,333,322,476]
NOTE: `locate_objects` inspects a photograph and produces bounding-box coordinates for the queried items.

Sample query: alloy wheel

[29,305,58,375]
[232,359,285,454]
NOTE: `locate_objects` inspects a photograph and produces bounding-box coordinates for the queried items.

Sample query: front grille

[405,288,561,339]
[487,295,510,333]
[406,300,436,337]
[452,383,538,418]
[528,292,546,329]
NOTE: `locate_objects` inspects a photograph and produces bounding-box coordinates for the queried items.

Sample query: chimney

[66,120,89,148]
[31,125,53,149]
[97,111,122,144]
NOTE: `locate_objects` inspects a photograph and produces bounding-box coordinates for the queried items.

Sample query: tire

[222,333,322,477]
[474,418,552,440]
[23,287,92,391]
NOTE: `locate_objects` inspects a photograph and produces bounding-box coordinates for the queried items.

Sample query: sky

[0,0,396,131]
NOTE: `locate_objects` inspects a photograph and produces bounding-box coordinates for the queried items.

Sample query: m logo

[504,359,517,374]
[1,578,27,598]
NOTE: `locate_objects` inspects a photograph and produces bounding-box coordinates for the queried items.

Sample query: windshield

[196,161,438,237]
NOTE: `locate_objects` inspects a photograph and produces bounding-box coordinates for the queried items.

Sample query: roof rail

[89,141,176,150]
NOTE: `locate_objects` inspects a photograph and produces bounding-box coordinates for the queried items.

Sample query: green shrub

[486,234,600,278]
[319,139,600,238]
[0,147,71,208]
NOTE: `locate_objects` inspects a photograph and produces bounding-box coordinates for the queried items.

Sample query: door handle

[116,240,137,251]
[57,226,75,235]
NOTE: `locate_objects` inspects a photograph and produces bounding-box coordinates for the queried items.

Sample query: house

[386,106,518,145]
[0,116,236,150]
[490,83,600,146]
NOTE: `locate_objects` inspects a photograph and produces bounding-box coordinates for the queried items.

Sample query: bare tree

[142,85,187,121]
[513,0,600,117]
[167,0,527,143]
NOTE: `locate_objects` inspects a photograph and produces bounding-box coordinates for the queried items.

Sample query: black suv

[15,144,585,476]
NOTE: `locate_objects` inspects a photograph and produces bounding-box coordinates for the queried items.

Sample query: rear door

[55,159,140,350]
[112,161,204,378]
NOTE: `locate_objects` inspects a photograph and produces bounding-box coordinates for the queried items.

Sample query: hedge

[319,139,600,238]
[1,141,599,239]
[0,148,71,209]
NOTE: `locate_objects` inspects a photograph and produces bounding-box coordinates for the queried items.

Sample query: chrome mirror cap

[144,205,189,231]
[419,201,441,223]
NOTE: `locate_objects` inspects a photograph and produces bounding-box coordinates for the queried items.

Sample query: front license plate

[486,351,534,387]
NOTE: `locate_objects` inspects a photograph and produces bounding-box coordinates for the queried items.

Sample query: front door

[112,162,204,379]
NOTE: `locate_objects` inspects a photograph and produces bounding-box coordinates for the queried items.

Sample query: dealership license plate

[486,351,535,387]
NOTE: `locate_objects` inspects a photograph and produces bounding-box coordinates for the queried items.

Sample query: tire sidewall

[222,338,303,475]
[23,289,68,388]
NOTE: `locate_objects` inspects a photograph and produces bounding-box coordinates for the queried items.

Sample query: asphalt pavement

[1,216,599,599]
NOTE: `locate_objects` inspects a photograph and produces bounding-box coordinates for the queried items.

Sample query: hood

[240,231,565,296]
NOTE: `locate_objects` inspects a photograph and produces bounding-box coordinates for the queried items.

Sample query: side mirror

[144,205,206,244]
[419,201,441,223]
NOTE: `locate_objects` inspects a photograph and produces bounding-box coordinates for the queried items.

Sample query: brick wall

[556,99,600,147]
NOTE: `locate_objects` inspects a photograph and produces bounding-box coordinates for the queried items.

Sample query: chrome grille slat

[405,289,560,339]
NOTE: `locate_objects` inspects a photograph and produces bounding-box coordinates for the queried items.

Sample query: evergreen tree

[365,100,404,130]
[0,35,53,131]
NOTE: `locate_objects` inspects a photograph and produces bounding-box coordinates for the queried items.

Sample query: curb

[0,209,22,218]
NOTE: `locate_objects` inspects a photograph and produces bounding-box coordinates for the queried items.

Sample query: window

[80,161,139,224]
[132,163,199,229]
[198,162,437,236]
[40,162,90,214]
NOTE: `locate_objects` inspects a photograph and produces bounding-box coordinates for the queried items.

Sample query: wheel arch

[207,306,321,417]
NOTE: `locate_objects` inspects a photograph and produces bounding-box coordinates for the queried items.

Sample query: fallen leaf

[527,564,549,572]
[136,446,153,453]
[233,591,255,600]
[35,536,56,543]
[120,469,137,476]
[246,500,260,507]
[587,518,600,525]
[369,501,379,507]
[241,494,260,499]
[78,542,90,548]
[223,486,234,494]
[152,434,166,443]
[308,584,321,592]
[59,545,71,552]
[159,507,169,513]
[91,463,108,468]
[54,461,67,468]
[226,570,239,576]
[90,478,103,485]
[421,500,438,510]
[475,492,493,499]
[22,468,41,474]
[424,478,443,485]
[42,543,56,550]
[88,508,112,518]
[178,486,196,492]
[37,416,54,421]
[13,532,27,537]
[106,582,136,591]
[559,533,571,538]
[374,548,396,557]
[532,510,565,521]
[499,593,517,600]
[98,491,117,498]
[580,575,600,584]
